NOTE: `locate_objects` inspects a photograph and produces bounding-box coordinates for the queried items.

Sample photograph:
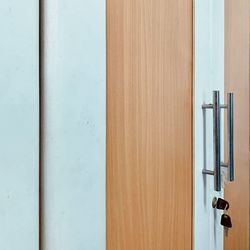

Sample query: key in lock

[221,214,232,228]
[212,197,230,210]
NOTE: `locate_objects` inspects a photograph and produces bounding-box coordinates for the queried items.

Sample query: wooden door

[225,0,250,249]
[106,0,193,249]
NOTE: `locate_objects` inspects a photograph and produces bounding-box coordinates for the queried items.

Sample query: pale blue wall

[0,0,39,249]
[43,0,106,249]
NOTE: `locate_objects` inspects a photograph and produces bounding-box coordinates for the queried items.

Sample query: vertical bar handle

[213,91,221,191]
[202,91,235,191]
[227,93,234,181]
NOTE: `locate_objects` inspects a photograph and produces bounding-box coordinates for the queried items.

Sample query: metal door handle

[227,93,234,181]
[202,91,234,191]
[202,91,221,191]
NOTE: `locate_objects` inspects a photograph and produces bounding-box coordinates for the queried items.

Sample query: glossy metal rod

[213,91,221,191]
[227,93,234,181]
[202,169,214,175]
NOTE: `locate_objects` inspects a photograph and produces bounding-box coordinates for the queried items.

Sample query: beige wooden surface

[225,0,250,249]
[106,0,193,249]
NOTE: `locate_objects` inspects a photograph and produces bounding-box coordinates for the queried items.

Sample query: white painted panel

[0,1,39,249]
[194,0,224,249]
[43,0,106,249]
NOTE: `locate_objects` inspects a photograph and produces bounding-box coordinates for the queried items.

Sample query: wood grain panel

[225,0,250,249]
[106,0,193,249]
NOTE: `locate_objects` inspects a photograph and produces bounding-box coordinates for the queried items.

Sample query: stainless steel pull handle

[202,91,234,192]
[227,93,234,181]
[221,93,234,182]
[213,91,221,191]
[202,91,222,191]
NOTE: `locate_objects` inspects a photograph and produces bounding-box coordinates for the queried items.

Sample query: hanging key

[212,197,230,210]
[221,214,232,228]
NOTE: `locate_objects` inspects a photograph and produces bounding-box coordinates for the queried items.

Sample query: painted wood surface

[42,0,106,249]
[194,0,224,249]
[0,0,39,249]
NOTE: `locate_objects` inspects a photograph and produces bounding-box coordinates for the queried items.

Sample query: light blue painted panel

[0,0,39,249]
[43,0,105,249]
[194,0,224,250]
